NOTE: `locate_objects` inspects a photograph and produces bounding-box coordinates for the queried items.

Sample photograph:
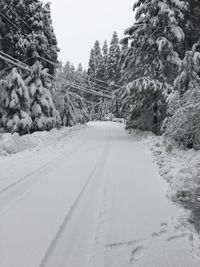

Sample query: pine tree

[77,63,83,73]
[0,0,59,74]
[87,48,95,78]
[179,0,200,57]
[106,31,120,82]
[75,63,86,97]
[0,68,32,134]
[28,61,61,131]
[102,40,108,80]
[97,99,110,121]
[87,41,106,103]
[54,65,89,126]
[120,0,188,134]
[93,40,104,81]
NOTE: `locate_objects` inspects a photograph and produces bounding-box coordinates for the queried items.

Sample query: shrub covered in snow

[163,41,200,149]
[164,87,200,149]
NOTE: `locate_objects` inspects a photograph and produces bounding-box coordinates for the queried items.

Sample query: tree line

[1,0,200,150]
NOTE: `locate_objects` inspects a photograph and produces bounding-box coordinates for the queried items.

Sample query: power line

[0,51,55,81]
[0,53,31,72]
[0,4,120,90]
[0,50,112,99]
[61,84,111,100]
[39,55,116,92]
[85,75,121,88]
[0,12,22,33]
[0,56,35,73]
[58,74,113,98]
[57,71,113,95]
[67,82,112,99]
[0,51,31,69]
[39,55,121,90]
[2,0,33,33]
[55,68,113,98]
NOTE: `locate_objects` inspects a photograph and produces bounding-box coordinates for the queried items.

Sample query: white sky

[46,0,135,69]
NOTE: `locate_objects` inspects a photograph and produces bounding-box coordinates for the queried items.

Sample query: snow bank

[131,130,200,201]
[130,130,200,233]
[0,124,86,157]
[0,133,28,156]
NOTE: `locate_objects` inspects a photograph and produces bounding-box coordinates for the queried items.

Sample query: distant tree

[102,40,108,80]
[93,40,104,81]
[87,41,106,103]
[87,48,95,78]
[77,63,83,73]
[106,31,120,82]
[54,64,89,126]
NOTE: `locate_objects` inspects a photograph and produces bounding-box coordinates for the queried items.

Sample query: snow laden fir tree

[120,0,188,134]
[0,68,32,134]
[0,62,61,134]
[0,0,59,74]
[0,0,91,134]
[28,61,61,132]
[106,31,120,83]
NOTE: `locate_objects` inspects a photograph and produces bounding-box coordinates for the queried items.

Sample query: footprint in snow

[167,233,188,242]
[130,246,145,264]
[152,229,167,237]
[106,239,145,249]
[160,222,168,227]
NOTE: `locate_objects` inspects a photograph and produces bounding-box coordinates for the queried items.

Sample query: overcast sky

[46,0,135,69]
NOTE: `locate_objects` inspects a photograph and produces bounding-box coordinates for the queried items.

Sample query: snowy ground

[137,131,200,233]
[0,122,200,267]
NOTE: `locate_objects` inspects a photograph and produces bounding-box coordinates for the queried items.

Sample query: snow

[138,131,200,201]
[0,133,28,155]
[0,122,200,267]
[0,125,86,156]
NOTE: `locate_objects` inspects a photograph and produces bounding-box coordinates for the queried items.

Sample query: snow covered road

[0,122,200,267]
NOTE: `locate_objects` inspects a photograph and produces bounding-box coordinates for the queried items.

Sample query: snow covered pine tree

[106,31,120,83]
[0,0,62,134]
[0,68,32,134]
[28,61,61,132]
[120,0,188,134]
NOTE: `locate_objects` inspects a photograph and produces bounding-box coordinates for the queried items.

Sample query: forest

[0,0,200,150]
[2,1,200,267]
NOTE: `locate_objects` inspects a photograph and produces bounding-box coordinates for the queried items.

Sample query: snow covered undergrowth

[0,124,86,157]
[133,130,200,232]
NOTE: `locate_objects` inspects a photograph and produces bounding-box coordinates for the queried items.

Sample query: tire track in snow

[39,136,111,267]
[88,150,111,267]
[0,137,89,217]
[0,138,86,195]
